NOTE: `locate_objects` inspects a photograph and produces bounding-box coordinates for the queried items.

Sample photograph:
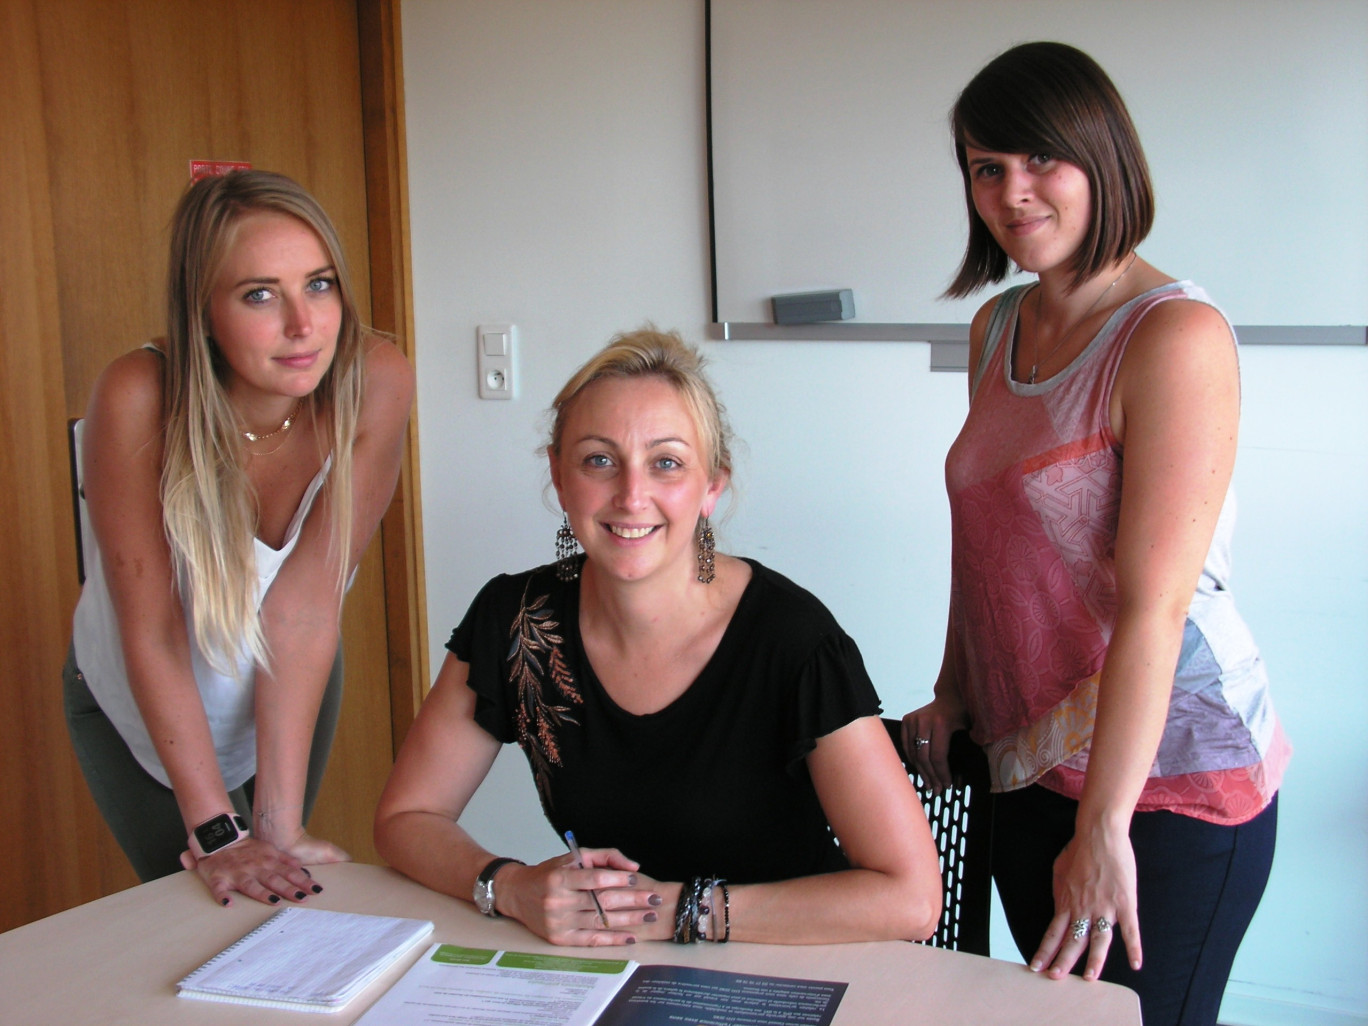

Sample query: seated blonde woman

[375,329,939,946]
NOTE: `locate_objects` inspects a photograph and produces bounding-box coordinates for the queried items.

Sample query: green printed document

[354,943,847,1026]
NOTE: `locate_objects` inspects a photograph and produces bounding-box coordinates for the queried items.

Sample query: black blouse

[448,558,882,884]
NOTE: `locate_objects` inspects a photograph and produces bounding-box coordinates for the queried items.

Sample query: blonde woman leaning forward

[377,329,940,946]
[903,43,1288,1026]
[66,170,413,906]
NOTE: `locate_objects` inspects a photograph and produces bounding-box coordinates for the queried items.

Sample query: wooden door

[0,0,422,931]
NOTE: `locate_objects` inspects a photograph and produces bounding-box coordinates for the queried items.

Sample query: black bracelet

[673,877,705,944]
[673,877,695,943]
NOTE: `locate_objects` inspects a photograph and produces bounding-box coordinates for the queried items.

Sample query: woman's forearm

[123,635,237,834]
[250,592,343,843]
[1075,601,1186,834]
[374,809,494,902]
[702,865,940,945]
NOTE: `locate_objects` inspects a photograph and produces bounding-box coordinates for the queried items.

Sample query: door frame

[358,0,429,744]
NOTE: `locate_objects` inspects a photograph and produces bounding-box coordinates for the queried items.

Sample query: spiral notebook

[177,907,434,1013]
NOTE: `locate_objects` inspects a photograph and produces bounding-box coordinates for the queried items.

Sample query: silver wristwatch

[473,857,524,917]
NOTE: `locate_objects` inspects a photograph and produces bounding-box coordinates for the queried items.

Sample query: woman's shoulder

[363,335,415,386]
[1112,282,1239,433]
[728,561,876,708]
[469,562,571,616]
[1123,283,1236,365]
[358,336,415,427]
[967,294,996,350]
[448,562,571,654]
[968,287,1024,338]
[967,286,1030,382]
[737,559,848,636]
[84,346,165,432]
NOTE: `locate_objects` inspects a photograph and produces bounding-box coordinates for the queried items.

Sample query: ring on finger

[1070,917,1090,941]
[911,736,930,749]
[1093,916,1112,934]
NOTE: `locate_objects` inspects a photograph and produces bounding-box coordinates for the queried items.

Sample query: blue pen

[564,830,610,928]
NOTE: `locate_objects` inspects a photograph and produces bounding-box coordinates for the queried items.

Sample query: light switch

[477,323,515,400]
[482,331,508,357]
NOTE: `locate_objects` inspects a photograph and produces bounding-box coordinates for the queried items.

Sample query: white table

[0,862,1140,1024]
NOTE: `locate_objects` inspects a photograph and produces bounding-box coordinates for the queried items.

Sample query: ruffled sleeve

[784,626,883,774]
[446,572,521,744]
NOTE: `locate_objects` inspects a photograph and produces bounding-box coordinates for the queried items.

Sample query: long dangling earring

[555,513,580,582]
[696,515,716,585]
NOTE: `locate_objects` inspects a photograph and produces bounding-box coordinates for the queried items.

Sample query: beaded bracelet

[674,876,732,943]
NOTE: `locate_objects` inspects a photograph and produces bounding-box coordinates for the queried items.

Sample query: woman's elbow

[372,809,401,866]
[372,792,418,870]
[886,831,941,946]
[897,876,943,942]
[886,841,944,941]
[854,859,943,941]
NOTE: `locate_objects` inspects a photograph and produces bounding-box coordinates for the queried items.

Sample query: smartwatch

[188,813,250,859]
[473,857,525,917]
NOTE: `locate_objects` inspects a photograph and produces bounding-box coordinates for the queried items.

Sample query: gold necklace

[1028,253,1138,384]
[242,398,304,444]
[245,431,295,457]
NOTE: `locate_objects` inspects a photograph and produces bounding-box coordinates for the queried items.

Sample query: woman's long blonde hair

[161,170,364,674]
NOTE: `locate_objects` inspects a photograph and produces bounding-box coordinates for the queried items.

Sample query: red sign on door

[189,160,252,181]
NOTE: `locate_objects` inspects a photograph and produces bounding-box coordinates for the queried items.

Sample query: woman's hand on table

[1030,822,1142,981]
[180,836,330,908]
[277,829,351,867]
[500,847,665,946]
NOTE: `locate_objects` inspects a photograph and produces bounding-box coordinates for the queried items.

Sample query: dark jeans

[991,783,1278,1026]
[63,643,344,882]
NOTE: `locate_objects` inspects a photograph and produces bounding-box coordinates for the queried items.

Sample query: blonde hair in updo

[546,327,733,483]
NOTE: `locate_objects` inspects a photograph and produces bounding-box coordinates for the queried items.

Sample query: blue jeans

[63,644,344,882]
[991,783,1277,1026]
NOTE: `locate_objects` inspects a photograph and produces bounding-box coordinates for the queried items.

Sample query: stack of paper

[177,907,434,1013]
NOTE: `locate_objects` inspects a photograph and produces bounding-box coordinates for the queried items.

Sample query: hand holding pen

[564,830,610,928]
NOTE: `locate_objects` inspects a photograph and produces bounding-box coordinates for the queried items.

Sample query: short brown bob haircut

[944,41,1154,298]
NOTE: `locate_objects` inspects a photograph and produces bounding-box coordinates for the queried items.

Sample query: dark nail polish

[644,912,657,922]
[295,891,307,900]
[648,894,662,906]
[303,868,312,877]
[269,894,281,903]
[627,874,638,886]
[220,898,229,906]
[311,884,322,894]
[625,937,636,944]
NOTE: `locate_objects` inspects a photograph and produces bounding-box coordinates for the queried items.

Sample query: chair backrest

[69,418,92,585]
[882,717,993,955]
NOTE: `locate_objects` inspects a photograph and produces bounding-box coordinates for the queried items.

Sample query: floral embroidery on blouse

[507,580,581,812]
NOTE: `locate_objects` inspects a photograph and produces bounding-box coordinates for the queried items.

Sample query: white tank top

[72,421,331,790]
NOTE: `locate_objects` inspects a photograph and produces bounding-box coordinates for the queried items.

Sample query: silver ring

[1093,916,1112,934]
[1070,917,1090,941]
[911,736,930,749]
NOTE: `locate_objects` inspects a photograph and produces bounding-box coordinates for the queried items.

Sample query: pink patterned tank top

[946,281,1288,824]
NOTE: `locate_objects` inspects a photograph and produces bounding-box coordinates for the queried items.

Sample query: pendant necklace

[1028,253,1138,384]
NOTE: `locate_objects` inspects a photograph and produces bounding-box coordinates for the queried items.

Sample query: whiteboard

[710,0,1368,330]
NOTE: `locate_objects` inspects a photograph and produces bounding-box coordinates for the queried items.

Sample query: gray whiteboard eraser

[771,289,855,324]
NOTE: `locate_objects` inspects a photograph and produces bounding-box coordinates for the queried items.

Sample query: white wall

[401,0,712,862]
[402,3,1368,1023]
[709,0,1368,327]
